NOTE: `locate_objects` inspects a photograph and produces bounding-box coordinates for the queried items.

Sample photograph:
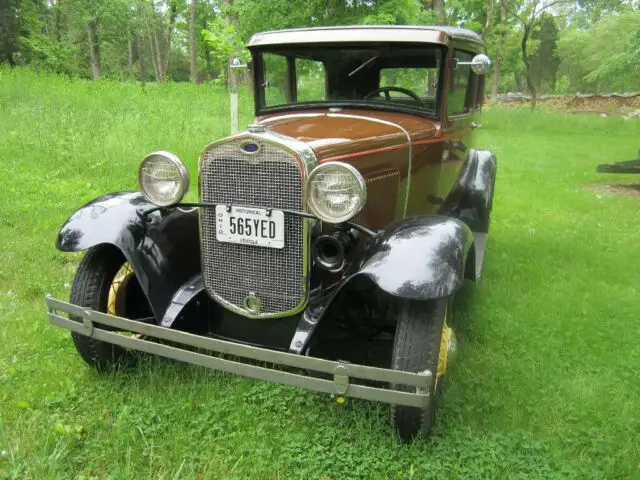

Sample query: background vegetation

[1,0,639,102]
[1,68,639,479]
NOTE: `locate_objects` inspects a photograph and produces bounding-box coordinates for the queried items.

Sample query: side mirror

[455,54,492,75]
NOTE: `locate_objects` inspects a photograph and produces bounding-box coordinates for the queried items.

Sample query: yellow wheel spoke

[436,309,452,388]
[107,263,133,316]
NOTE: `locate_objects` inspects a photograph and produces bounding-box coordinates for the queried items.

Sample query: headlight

[306,162,366,223]
[138,151,189,206]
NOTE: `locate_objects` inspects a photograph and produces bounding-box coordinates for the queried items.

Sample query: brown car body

[252,26,487,231]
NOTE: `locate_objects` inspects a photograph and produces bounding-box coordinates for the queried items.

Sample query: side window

[263,53,289,107]
[296,58,326,102]
[448,50,475,116]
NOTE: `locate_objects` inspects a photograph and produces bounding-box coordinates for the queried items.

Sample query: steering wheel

[365,86,423,104]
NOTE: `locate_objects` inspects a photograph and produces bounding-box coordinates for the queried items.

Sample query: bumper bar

[46,296,432,408]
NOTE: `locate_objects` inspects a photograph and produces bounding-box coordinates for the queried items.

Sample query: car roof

[247,25,485,50]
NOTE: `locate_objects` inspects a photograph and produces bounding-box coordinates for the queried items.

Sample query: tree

[490,0,508,97]
[558,10,640,93]
[0,0,638,98]
[433,0,447,23]
[86,18,101,78]
[189,0,199,82]
[502,0,571,110]
[0,0,21,66]
[529,14,560,93]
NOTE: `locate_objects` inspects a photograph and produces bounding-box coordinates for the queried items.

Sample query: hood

[259,109,440,161]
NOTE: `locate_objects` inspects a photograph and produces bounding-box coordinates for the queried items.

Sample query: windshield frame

[250,43,447,120]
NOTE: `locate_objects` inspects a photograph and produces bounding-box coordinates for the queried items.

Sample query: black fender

[440,148,497,233]
[344,216,474,301]
[439,148,497,279]
[57,192,201,321]
[290,216,474,353]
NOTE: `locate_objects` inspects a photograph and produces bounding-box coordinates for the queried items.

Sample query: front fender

[57,192,150,252]
[346,216,474,300]
[57,192,201,321]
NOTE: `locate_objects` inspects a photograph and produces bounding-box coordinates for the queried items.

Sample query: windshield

[253,45,443,117]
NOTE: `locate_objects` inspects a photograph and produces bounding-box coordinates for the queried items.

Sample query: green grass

[1,67,639,479]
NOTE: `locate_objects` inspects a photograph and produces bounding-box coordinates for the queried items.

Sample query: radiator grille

[200,139,305,316]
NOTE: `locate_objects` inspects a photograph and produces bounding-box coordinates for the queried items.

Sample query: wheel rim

[436,308,453,388]
[107,262,134,316]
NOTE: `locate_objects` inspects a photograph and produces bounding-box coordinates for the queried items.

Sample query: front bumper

[46,295,432,408]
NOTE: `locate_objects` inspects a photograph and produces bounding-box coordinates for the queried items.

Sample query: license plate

[215,205,285,249]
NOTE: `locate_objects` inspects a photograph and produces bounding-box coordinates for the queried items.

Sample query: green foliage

[201,17,249,85]
[558,10,640,93]
[1,0,640,94]
[529,15,561,93]
[2,69,640,478]
[361,0,423,25]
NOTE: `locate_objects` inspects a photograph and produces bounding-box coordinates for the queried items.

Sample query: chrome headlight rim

[306,162,367,224]
[138,151,190,207]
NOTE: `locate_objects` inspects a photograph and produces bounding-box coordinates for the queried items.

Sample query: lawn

[1,68,639,479]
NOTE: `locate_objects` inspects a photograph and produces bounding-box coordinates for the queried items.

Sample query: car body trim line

[259,113,324,124]
[320,143,409,162]
[258,113,414,216]
[325,113,413,217]
[46,295,432,408]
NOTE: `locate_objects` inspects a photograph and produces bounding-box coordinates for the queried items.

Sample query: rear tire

[390,297,448,441]
[70,245,140,370]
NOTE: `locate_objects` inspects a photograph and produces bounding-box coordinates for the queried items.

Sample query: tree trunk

[162,1,178,81]
[521,25,537,111]
[483,0,494,37]
[433,0,446,23]
[491,55,501,99]
[55,0,63,43]
[137,36,145,87]
[514,72,522,92]
[153,32,164,81]
[148,35,161,82]
[490,0,507,98]
[225,0,237,88]
[86,19,101,80]
[128,38,133,75]
[203,17,213,80]
[189,0,199,83]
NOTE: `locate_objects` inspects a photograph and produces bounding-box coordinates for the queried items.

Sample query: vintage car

[45,25,496,441]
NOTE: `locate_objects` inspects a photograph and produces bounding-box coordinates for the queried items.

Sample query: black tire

[390,297,448,441]
[70,245,139,371]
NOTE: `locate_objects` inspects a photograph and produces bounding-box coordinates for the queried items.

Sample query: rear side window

[448,50,475,116]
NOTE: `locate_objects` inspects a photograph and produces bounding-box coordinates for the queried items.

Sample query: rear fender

[57,192,201,321]
[440,148,497,233]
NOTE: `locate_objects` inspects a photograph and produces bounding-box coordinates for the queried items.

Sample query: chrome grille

[200,139,306,316]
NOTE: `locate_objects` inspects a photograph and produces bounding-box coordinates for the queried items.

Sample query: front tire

[69,245,143,370]
[390,297,450,441]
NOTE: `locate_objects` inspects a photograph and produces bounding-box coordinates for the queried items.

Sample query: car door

[436,49,482,202]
